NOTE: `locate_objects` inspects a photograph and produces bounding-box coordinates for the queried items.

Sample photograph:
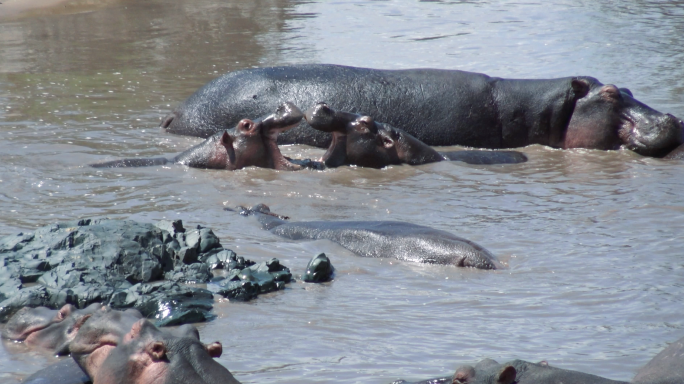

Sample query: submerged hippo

[305,102,528,168]
[394,359,628,384]
[2,303,103,355]
[161,64,683,157]
[229,204,500,270]
[663,143,684,160]
[395,334,684,384]
[632,334,684,384]
[92,102,304,171]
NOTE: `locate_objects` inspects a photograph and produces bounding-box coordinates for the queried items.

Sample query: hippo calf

[92,102,304,171]
[161,64,683,157]
[305,102,528,168]
[230,204,500,270]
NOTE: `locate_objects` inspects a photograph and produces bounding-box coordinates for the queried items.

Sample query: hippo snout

[626,112,684,157]
[304,102,337,132]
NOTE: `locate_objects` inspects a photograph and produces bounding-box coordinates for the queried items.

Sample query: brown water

[1,1,683,383]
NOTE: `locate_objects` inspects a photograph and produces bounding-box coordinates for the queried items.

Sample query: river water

[0,0,683,383]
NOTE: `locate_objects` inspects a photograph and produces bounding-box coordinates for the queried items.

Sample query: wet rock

[204,249,238,269]
[0,218,294,325]
[211,258,292,301]
[108,281,215,327]
[301,253,335,283]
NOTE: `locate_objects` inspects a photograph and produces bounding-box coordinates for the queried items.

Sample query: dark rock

[301,253,335,283]
[204,249,237,269]
[211,258,292,301]
[0,218,294,325]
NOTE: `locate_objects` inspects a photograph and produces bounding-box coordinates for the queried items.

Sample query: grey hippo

[161,64,683,157]
[229,204,501,270]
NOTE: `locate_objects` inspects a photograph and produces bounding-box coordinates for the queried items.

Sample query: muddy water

[1,0,683,383]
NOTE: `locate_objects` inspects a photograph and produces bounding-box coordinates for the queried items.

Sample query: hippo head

[377,124,445,165]
[565,77,684,157]
[69,308,145,379]
[305,102,402,168]
[94,319,237,384]
[2,305,75,342]
[2,303,104,353]
[259,101,306,170]
[199,101,303,170]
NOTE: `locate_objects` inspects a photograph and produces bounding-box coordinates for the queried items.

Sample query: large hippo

[632,335,684,384]
[229,204,500,270]
[304,102,528,168]
[2,303,104,355]
[161,64,683,157]
[92,102,303,170]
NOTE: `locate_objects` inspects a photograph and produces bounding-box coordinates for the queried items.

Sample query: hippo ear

[381,134,395,149]
[571,78,590,99]
[147,341,167,361]
[56,304,74,321]
[205,342,223,358]
[497,365,516,384]
[619,87,633,97]
[452,366,475,384]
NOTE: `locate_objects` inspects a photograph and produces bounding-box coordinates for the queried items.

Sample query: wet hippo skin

[230,204,501,270]
[2,303,104,355]
[92,102,304,170]
[162,64,683,157]
[305,102,528,168]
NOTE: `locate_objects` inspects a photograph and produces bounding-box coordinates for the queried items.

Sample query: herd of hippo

[4,64,684,383]
[4,303,684,384]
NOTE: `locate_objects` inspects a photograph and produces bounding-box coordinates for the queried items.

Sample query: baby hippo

[91,102,303,171]
[305,102,527,168]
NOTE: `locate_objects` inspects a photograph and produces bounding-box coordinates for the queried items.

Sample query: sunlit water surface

[0,1,683,383]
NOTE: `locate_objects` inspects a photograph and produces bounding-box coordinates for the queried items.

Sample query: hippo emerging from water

[161,64,683,157]
[91,102,304,170]
[229,204,500,270]
[394,334,684,384]
[304,102,528,168]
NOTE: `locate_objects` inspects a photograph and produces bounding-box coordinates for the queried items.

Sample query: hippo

[632,335,684,384]
[304,102,528,168]
[23,358,92,384]
[68,308,147,379]
[394,359,628,384]
[92,319,237,384]
[67,308,234,384]
[161,64,683,157]
[228,204,500,270]
[91,102,304,170]
[2,303,104,354]
[663,143,684,160]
